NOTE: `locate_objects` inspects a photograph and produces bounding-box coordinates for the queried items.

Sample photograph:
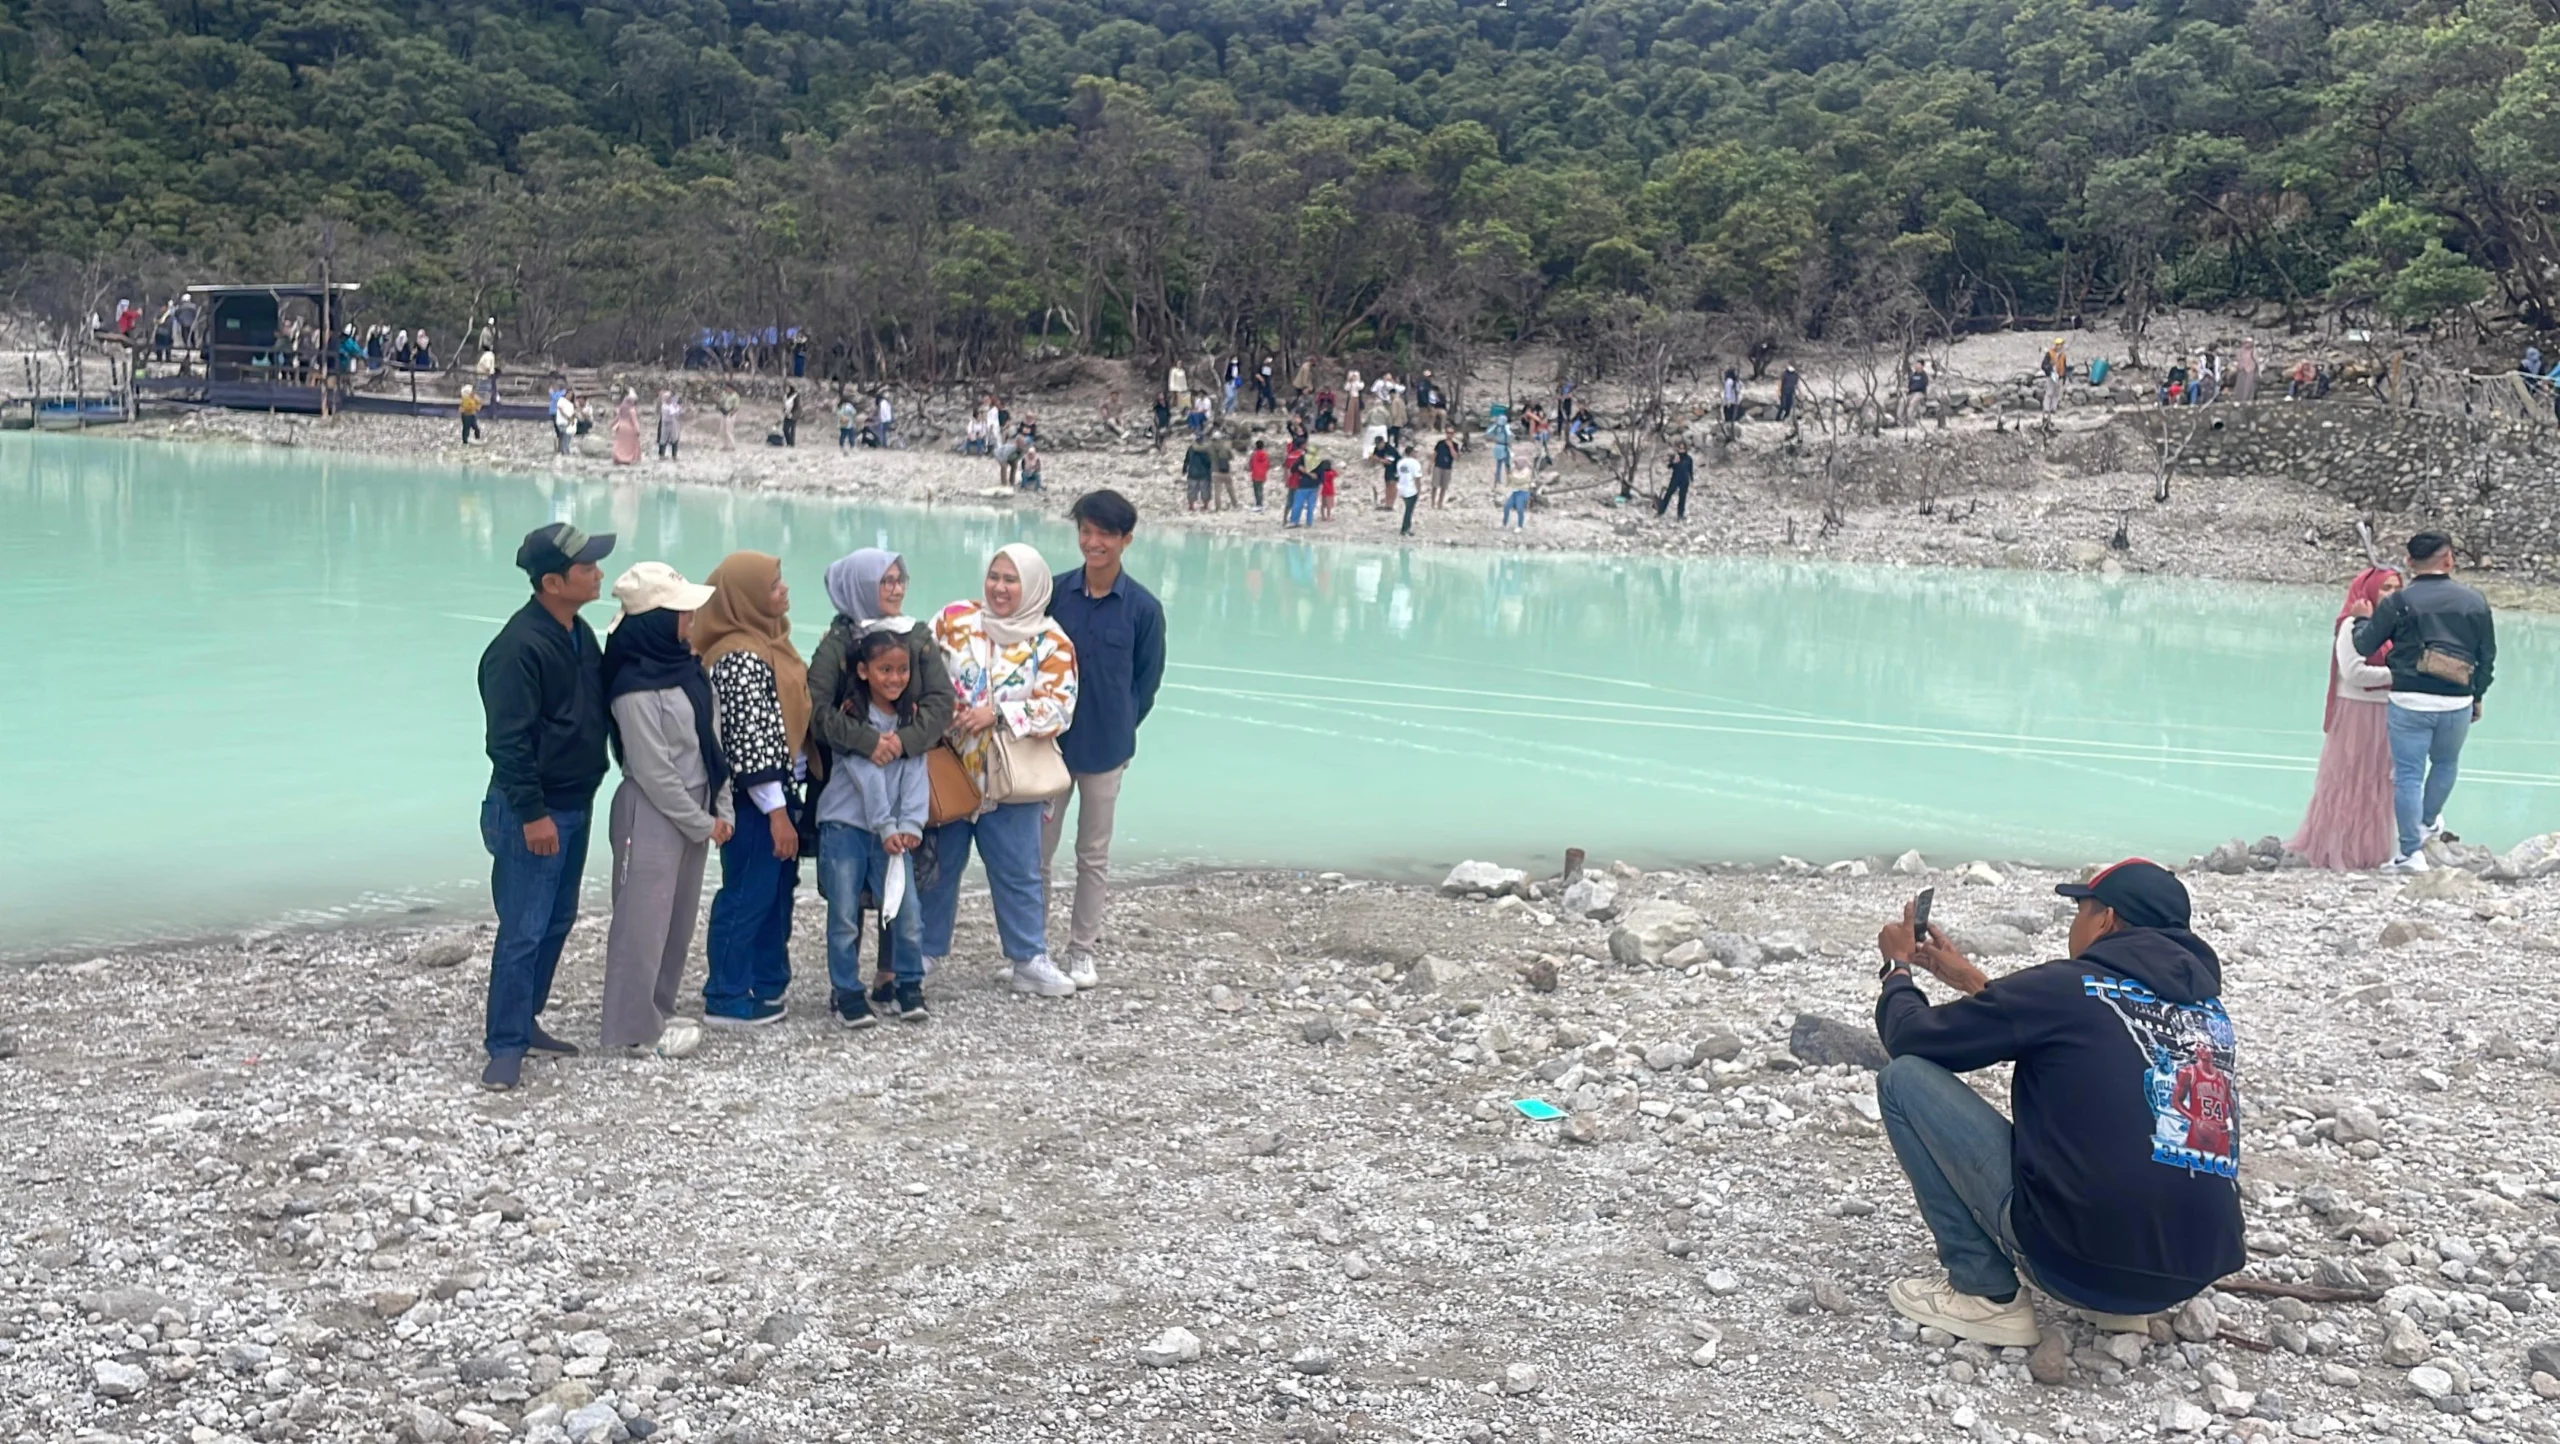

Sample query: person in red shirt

[2170,1041,2234,1161]
[1246,439,1272,512]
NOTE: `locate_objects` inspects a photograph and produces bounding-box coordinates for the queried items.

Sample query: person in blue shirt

[1042,489,1167,990]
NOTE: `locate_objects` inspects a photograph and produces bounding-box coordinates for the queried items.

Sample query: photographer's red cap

[2054,858,2190,930]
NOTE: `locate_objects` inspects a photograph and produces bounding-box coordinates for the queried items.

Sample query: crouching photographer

[1869,860,2243,1347]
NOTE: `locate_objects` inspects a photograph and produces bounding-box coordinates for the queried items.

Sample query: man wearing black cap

[1867,859,2243,1347]
[475,522,615,1090]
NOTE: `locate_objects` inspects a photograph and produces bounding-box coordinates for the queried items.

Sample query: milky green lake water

[5,432,2556,955]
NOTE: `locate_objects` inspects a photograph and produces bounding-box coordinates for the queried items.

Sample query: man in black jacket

[1870,860,2242,1346]
[476,522,614,1090]
[1659,444,1694,519]
[2352,532,2495,872]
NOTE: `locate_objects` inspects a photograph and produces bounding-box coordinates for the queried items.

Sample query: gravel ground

[7,855,2558,1444]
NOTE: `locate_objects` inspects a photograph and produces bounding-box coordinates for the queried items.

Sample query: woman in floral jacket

[919,542,1080,997]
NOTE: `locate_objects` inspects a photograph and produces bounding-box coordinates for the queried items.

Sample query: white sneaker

[2384,851,2431,875]
[2420,817,2446,841]
[1888,1275,2040,1347]
[1012,955,1077,998]
[2069,1307,2159,1334]
[1064,948,1099,990]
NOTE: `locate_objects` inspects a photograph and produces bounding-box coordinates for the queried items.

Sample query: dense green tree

[8,0,2554,374]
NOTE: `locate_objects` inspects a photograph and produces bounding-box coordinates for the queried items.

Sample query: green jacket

[806,616,956,764]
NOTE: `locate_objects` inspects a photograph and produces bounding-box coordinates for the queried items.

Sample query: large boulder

[1609,901,1705,967]
[2495,832,2560,880]
[1789,1013,1889,1070]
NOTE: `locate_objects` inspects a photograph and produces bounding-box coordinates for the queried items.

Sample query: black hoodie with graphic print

[1876,927,2244,1312]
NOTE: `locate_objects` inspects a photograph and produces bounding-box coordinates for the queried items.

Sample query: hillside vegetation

[6,0,2558,373]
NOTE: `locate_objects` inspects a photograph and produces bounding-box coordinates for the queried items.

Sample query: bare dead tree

[2147,405,2209,504]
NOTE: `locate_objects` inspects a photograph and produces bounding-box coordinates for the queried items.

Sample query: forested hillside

[7,0,2559,373]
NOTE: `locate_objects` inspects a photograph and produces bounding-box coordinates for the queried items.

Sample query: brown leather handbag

[925,742,980,826]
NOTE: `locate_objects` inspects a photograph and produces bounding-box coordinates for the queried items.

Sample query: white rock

[2158,1398,2211,1433]
[1399,955,1471,994]
[1891,850,1929,875]
[564,1329,613,1358]
[1441,861,1526,897]
[93,1359,147,1398]
[1703,1270,1741,1296]
[1500,1361,1542,1394]
[1608,900,1705,967]
[1340,1253,1374,1281]
[2206,1382,2256,1417]
[1957,860,2004,886]
[1687,1338,1719,1367]
[2406,1365,2454,1401]
[1559,875,1618,918]
[2172,1295,2218,1342]
[1136,1326,1203,1367]
[1822,859,1871,877]
[562,1401,620,1444]
[2378,1313,2428,1367]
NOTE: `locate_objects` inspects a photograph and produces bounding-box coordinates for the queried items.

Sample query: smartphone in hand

[1911,887,1935,941]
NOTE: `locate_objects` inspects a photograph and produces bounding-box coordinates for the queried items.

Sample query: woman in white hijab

[917,543,1080,997]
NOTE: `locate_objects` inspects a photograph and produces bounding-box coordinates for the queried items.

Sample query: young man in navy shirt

[1043,489,1166,989]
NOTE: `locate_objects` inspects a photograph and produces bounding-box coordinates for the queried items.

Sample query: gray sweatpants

[1039,766,1126,954]
[602,779,708,1048]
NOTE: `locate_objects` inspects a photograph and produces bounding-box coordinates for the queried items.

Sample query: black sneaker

[893,981,929,1020]
[528,1025,581,1056]
[480,1054,524,1091]
[832,989,879,1031]
[870,974,896,1008]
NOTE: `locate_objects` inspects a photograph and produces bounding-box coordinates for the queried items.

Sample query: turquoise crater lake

[5,433,2555,955]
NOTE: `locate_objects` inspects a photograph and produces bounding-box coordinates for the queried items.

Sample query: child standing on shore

[816,631,931,1026]
[1247,438,1271,511]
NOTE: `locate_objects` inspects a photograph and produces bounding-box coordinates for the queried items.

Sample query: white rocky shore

[5,846,2559,1444]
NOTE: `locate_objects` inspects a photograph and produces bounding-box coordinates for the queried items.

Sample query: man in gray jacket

[2353,532,2496,872]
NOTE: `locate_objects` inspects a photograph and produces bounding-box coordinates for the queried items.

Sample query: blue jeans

[1493,452,1511,487]
[1502,490,1531,527]
[817,823,923,993]
[1878,1056,2057,1303]
[2386,703,2471,857]
[1285,489,1318,526]
[704,803,800,1015]
[917,802,1048,962]
[479,789,592,1058]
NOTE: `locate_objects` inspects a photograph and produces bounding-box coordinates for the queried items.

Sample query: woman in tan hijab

[693,551,810,1027]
